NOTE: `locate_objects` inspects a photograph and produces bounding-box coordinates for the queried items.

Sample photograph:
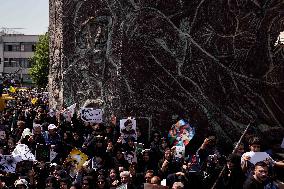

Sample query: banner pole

[210,122,253,189]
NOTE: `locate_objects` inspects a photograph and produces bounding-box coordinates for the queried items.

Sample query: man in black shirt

[243,161,269,189]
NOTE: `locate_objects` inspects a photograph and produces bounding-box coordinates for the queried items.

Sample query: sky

[0,0,49,35]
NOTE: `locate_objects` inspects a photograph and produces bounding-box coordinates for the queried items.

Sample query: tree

[29,33,49,88]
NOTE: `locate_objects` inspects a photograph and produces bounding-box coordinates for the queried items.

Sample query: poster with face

[80,108,103,123]
[120,119,137,143]
[124,151,137,164]
[64,148,88,170]
[174,145,185,159]
[0,131,6,140]
[0,125,6,140]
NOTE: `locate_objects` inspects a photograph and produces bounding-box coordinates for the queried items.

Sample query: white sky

[0,0,49,35]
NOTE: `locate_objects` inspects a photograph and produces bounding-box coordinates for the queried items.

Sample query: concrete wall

[49,0,284,144]
[2,35,39,43]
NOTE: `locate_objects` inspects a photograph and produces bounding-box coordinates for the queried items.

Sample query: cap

[21,128,33,138]
[48,124,57,130]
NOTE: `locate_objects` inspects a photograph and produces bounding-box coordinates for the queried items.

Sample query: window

[32,44,36,52]
[4,45,13,51]
[4,43,20,51]
[19,58,30,68]
[21,44,25,52]
[4,42,36,52]
[20,42,36,52]
[4,58,11,67]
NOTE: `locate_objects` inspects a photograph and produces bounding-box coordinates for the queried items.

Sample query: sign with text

[80,108,103,123]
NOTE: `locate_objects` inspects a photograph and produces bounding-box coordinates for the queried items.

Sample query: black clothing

[243,176,265,189]
[217,167,246,189]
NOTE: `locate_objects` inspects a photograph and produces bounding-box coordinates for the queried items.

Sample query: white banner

[242,151,271,165]
[63,103,77,122]
[12,144,35,161]
[0,155,22,173]
[50,148,58,162]
[80,108,103,123]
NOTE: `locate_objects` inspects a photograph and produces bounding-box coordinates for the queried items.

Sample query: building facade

[0,33,39,84]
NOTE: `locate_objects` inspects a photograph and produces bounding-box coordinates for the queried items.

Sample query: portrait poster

[0,131,5,140]
[124,151,137,164]
[120,118,137,143]
[0,125,6,140]
[64,148,88,170]
[174,145,185,159]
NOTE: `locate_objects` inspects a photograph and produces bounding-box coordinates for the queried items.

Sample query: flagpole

[210,121,254,189]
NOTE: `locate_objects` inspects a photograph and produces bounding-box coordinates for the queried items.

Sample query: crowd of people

[0,88,283,189]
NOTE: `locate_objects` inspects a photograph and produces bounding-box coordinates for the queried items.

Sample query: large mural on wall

[49,0,284,143]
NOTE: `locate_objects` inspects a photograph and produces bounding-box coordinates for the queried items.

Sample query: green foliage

[29,33,49,88]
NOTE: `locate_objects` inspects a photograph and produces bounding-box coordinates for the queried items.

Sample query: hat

[21,128,33,138]
[48,124,57,130]
[50,163,57,167]
[14,179,28,187]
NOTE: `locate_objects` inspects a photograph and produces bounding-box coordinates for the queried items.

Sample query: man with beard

[243,161,269,189]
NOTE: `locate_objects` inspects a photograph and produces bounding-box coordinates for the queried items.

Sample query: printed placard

[116,184,127,189]
[64,148,88,170]
[12,144,35,161]
[80,108,103,123]
[120,119,137,143]
[124,151,137,164]
[175,145,185,158]
[242,151,271,165]
[50,148,58,162]
[0,155,19,173]
[0,131,6,140]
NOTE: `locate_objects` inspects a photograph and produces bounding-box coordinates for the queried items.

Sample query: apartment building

[0,33,39,84]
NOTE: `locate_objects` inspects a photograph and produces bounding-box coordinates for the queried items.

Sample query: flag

[9,86,16,93]
[31,98,38,105]
[63,103,76,122]
[67,103,76,116]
